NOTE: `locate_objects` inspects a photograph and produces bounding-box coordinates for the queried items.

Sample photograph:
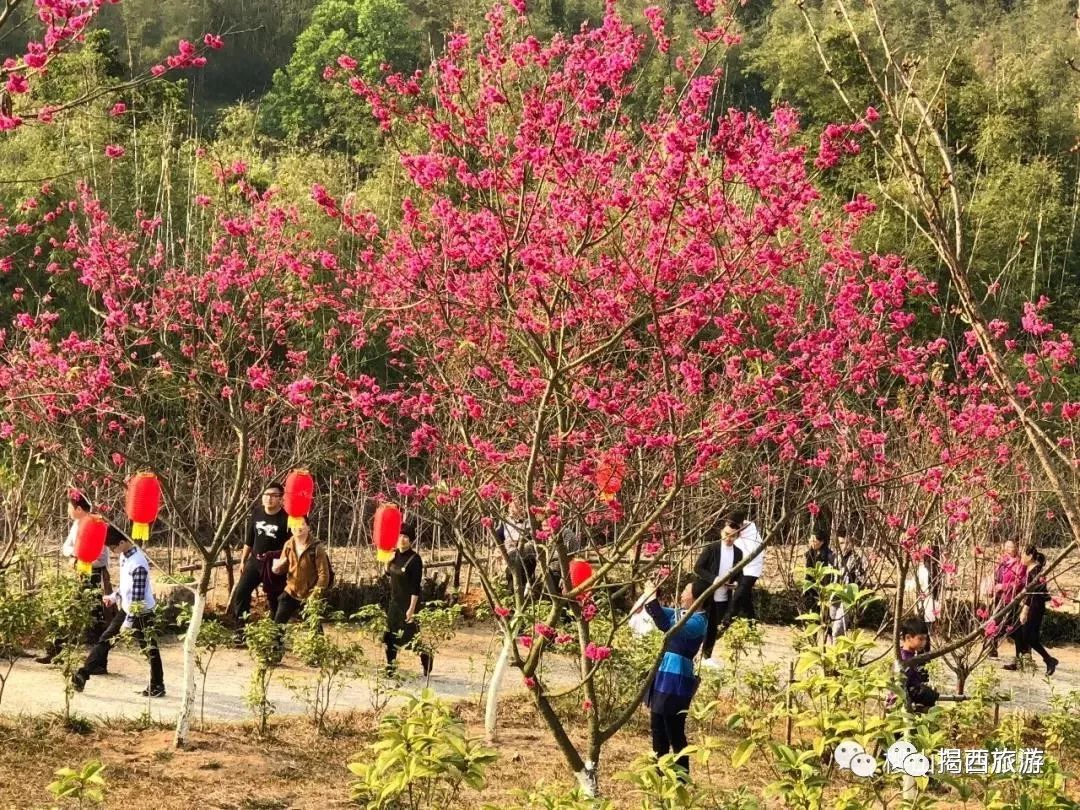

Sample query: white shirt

[735,521,764,578]
[915,561,937,623]
[500,520,525,553]
[714,544,736,602]
[60,521,110,569]
[628,611,657,636]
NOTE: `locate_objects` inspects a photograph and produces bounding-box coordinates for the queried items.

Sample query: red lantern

[283,469,315,531]
[74,515,108,567]
[569,558,593,591]
[125,472,161,541]
[373,503,402,563]
[595,457,626,502]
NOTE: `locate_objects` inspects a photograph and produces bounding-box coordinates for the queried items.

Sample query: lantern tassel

[288,515,306,531]
[131,522,149,541]
[376,548,394,563]
[76,560,92,575]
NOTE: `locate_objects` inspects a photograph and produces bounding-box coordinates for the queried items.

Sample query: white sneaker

[701,657,721,669]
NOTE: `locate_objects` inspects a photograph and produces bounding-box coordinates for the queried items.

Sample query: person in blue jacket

[635,578,710,776]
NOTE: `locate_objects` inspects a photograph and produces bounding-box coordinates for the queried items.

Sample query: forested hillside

[3,0,1079,341]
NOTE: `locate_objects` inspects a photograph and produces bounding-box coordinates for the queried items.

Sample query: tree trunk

[224,544,235,594]
[484,632,512,741]
[575,763,599,798]
[174,569,210,748]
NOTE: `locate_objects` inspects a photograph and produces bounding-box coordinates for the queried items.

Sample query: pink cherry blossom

[584,643,612,662]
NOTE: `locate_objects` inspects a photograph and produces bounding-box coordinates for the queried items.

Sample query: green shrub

[38,576,98,724]
[0,570,40,707]
[284,591,364,733]
[347,689,497,809]
[46,760,106,807]
[243,618,280,735]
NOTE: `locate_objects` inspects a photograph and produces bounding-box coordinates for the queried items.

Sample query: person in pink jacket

[987,540,1027,659]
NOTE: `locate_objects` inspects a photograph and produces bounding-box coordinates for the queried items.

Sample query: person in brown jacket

[270,515,331,625]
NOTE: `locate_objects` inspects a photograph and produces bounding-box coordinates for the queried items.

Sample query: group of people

[227,482,334,631]
[629,509,764,774]
[802,525,870,642]
[496,501,590,608]
[37,482,433,700]
[986,539,1058,676]
[35,491,165,697]
[627,514,1066,779]
[217,481,431,676]
[691,509,764,667]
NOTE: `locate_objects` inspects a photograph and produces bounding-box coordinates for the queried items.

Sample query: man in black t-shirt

[228,482,291,629]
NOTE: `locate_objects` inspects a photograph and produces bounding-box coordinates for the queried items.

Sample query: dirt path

[3,622,1077,725]
[1,625,514,724]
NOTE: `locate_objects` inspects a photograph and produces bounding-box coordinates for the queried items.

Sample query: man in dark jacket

[693,524,743,666]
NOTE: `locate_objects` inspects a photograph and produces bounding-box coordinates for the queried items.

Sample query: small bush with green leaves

[406,600,462,673]
[0,569,40,706]
[707,586,1079,809]
[350,603,387,640]
[38,575,98,723]
[348,689,497,810]
[243,617,280,734]
[115,603,170,695]
[283,591,364,733]
[193,616,235,728]
[1042,690,1080,758]
[47,760,106,808]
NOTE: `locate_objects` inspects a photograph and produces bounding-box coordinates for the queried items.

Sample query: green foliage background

[4,0,1080,345]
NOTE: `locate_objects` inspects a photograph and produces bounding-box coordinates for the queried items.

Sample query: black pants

[273,592,305,624]
[229,559,280,624]
[650,710,690,773]
[384,621,432,675]
[726,575,758,622]
[1013,601,1053,664]
[505,553,537,603]
[79,610,163,691]
[702,599,730,658]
